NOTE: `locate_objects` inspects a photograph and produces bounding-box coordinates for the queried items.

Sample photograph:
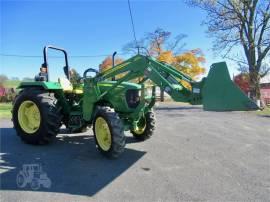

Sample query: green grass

[0,103,12,119]
[257,107,270,116]
[3,80,21,88]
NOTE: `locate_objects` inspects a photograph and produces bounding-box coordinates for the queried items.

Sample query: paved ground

[0,104,269,202]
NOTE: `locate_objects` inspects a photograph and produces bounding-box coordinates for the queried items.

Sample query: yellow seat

[58,78,83,94]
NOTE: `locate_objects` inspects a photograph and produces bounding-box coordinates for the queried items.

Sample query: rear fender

[17,81,71,114]
[17,81,63,90]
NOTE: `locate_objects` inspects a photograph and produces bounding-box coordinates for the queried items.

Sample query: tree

[174,48,206,79]
[99,56,125,80]
[147,28,171,57]
[234,73,250,94]
[69,68,81,85]
[99,56,124,73]
[123,28,187,56]
[158,51,176,64]
[187,0,270,101]
[158,49,206,90]
[0,74,8,85]
[146,28,186,101]
[22,77,34,81]
[123,28,206,101]
[11,77,19,81]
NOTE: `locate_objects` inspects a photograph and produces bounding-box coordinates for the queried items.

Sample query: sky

[0,0,238,81]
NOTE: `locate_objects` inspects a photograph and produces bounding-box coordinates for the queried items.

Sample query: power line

[127,0,138,46]
[0,54,41,58]
[0,53,128,58]
[1,1,138,59]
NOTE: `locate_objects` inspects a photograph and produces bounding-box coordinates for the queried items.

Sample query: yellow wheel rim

[133,117,146,135]
[95,117,112,151]
[18,100,41,134]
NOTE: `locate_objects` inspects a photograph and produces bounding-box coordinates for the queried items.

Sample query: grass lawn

[256,107,270,116]
[0,103,12,119]
[3,80,21,88]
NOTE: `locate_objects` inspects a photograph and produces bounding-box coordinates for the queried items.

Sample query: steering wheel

[83,68,99,79]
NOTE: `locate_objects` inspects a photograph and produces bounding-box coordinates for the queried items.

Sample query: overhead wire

[127,0,138,48]
[0,53,128,58]
[1,0,139,58]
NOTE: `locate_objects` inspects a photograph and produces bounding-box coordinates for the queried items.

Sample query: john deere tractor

[12,45,258,158]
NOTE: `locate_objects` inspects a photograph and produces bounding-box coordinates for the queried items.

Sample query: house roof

[260,74,270,84]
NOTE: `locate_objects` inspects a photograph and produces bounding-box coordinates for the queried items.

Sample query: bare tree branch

[186,0,270,100]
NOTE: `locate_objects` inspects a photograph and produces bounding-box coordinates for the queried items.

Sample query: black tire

[12,88,62,145]
[16,173,27,188]
[131,111,156,141]
[93,106,125,158]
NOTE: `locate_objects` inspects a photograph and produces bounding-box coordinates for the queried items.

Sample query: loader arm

[96,54,203,105]
[95,54,258,111]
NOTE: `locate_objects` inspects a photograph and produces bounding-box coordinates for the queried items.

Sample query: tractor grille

[126,89,140,108]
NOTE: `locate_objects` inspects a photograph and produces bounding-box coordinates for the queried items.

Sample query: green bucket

[202,62,258,111]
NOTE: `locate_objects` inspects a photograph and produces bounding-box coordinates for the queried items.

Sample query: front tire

[93,106,125,158]
[12,89,62,145]
[31,178,40,190]
[131,111,156,141]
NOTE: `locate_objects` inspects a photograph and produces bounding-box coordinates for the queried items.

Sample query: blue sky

[0,0,237,81]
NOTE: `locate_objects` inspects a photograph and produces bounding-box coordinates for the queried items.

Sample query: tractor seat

[58,78,83,94]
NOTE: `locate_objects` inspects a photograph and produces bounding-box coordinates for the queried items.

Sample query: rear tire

[12,89,62,145]
[16,173,27,188]
[93,106,125,158]
[131,111,156,141]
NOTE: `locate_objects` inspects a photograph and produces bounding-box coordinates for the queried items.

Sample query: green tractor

[12,45,258,158]
[12,46,155,158]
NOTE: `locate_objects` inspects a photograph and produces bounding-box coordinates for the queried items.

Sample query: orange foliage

[233,73,250,94]
[157,51,176,64]
[154,48,206,89]
[174,49,206,79]
[99,56,124,73]
[155,49,206,80]
[180,80,192,90]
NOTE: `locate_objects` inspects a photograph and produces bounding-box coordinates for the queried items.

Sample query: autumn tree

[0,74,8,86]
[158,49,206,90]
[123,28,187,56]
[174,49,206,79]
[146,28,186,101]
[187,0,270,101]
[233,73,250,94]
[147,28,171,56]
[123,28,206,101]
[99,56,124,73]
[123,28,205,77]
[158,51,176,64]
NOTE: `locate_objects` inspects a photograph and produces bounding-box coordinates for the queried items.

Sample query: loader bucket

[202,62,259,111]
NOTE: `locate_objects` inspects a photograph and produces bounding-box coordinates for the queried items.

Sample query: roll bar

[42,45,70,81]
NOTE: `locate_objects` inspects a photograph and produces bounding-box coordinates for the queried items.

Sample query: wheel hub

[18,100,41,134]
[95,117,112,151]
[133,116,146,135]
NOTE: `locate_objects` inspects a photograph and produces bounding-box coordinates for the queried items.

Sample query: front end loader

[12,45,258,158]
